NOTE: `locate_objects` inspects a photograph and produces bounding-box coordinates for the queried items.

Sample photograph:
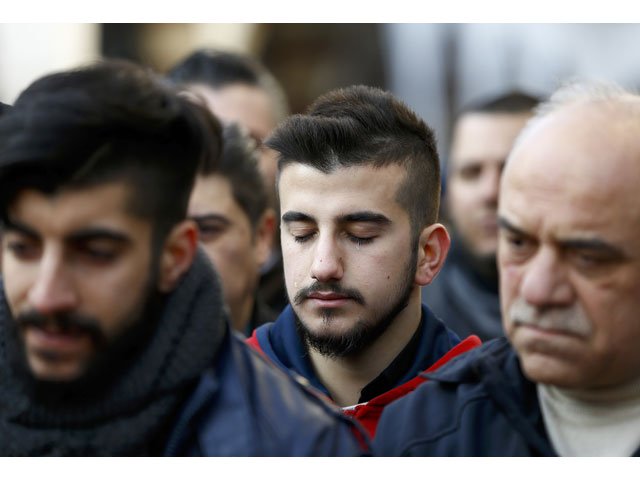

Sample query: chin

[28,358,87,383]
[519,355,588,388]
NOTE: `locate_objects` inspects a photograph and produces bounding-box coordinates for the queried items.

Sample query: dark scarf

[0,250,227,456]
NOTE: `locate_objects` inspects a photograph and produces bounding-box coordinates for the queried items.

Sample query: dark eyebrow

[338,211,391,226]
[558,238,627,259]
[497,216,529,236]
[189,213,231,226]
[2,218,39,238]
[281,211,391,226]
[3,219,132,245]
[498,216,626,259]
[282,211,315,224]
[66,228,132,245]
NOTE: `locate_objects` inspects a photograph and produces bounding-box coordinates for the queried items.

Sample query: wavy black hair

[0,59,222,243]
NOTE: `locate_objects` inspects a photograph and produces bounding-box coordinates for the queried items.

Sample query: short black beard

[7,251,165,406]
[295,244,418,359]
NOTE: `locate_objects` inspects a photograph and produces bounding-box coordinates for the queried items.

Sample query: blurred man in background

[375,82,640,456]
[168,49,289,312]
[248,85,480,437]
[188,124,276,335]
[422,92,539,341]
[0,60,366,456]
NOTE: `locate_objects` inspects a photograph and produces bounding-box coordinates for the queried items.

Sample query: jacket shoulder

[192,333,368,456]
[373,338,538,456]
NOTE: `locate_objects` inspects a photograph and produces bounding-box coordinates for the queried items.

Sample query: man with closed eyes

[247,85,481,438]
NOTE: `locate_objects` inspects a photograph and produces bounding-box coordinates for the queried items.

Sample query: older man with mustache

[374,81,640,456]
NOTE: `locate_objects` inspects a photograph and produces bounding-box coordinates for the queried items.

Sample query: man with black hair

[188,124,277,335]
[0,60,366,456]
[168,49,289,312]
[422,91,540,340]
[248,85,481,437]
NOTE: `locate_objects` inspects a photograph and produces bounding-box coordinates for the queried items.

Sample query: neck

[230,293,255,334]
[538,375,640,456]
[545,375,640,405]
[308,289,422,407]
[451,234,498,286]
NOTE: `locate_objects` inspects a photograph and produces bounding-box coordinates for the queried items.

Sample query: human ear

[254,207,276,267]
[157,219,198,293]
[414,223,451,286]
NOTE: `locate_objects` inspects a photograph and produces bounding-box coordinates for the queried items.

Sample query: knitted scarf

[0,250,226,455]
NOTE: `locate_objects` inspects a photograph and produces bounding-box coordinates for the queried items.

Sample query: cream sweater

[538,377,640,456]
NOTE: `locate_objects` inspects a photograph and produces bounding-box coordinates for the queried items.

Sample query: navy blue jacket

[165,329,368,456]
[247,304,478,438]
[374,337,640,456]
[249,304,461,400]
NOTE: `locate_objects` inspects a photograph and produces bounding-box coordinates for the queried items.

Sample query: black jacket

[165,328,368,456]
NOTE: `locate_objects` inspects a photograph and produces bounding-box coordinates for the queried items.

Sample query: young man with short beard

[0,61,366,456]
[247,85,481,437]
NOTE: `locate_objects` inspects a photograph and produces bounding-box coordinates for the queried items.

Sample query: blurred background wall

[2,23,640,162]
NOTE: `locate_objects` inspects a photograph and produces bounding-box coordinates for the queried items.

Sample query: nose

[27,248,79,315]
[519,247,574,308]
[310,234,344,283]
[480,165,501,206]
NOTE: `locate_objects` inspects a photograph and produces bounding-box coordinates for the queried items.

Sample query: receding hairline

[512,81,640,152]
[503,81,640,192]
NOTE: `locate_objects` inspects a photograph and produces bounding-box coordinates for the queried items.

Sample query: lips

[306,292,352,308]
[25,325,93,356]
[308,292,349,300]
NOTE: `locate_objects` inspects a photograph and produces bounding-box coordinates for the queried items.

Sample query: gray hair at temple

[513,80,640,151]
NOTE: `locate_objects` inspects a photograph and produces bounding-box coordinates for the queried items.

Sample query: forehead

[500,104,640,241]
[451,112,530,166]
[279,163,408,220]
[191,83,276,139]
[7,182,146,233]
[189,174,245,216]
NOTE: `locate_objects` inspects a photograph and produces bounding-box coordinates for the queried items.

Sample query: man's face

[448,112,530,257]
[279,163,419,357]
[498,104,640,389]
[188,174,271,332]
[2,182,156,382]
[190,83,280,205]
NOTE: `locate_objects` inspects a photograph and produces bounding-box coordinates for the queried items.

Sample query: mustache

[508,298,593,337]
[293,282,365,306]
[15,310,106,344]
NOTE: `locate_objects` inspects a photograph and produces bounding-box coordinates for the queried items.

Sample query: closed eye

[5,238,40,261]
[69,237,125,265]
[76,244,119,263]
[347,234,375,246]
[191,215,231,242]
[293,232,316,243]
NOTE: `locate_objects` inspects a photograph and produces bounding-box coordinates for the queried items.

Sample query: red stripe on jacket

[247,332,481,438]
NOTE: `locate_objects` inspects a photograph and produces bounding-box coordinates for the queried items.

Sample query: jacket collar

[254,304,460,399]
